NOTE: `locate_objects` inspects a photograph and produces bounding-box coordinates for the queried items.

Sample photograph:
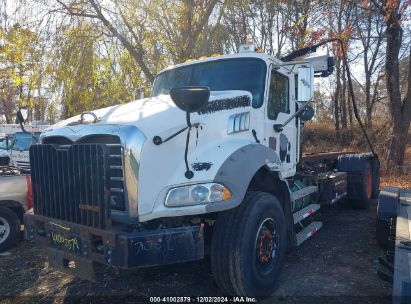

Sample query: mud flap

[47,247,96,281]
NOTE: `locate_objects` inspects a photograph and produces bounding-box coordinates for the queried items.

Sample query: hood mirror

[163,86,210,180]
[16,107,29,124]
[15,107,37,143]
[170,86,210,113]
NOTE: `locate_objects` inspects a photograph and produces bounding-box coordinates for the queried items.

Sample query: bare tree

[355,2,386,126]
[372,0,411,170]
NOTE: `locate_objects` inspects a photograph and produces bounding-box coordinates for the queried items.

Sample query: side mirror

[297,67,314,102]
[170,86,210,113]
[168,86,210,180]
[16,107,29,123]
[298,105,315,122]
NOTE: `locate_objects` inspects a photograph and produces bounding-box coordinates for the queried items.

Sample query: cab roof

[156,52,283,77]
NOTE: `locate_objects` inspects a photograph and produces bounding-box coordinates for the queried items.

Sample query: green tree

[0,24,43,116]
[54,22,145,118]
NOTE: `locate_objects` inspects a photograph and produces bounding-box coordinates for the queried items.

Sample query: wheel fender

[377,186,399,221]
[0,200,25,222]
[205,144,281,213]
[376,186,399,249]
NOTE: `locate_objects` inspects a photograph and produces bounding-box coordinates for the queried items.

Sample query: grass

[303,120,411,171]
[303,120,411,189]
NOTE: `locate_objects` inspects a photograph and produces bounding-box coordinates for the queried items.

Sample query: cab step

[293,204,321,224]
[296,221,323,246]
[291,185,318,202]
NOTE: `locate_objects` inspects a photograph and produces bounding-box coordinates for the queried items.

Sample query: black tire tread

[338,154,374,209]
[0,207,20,252]
[211,191,286,296]
[211,191,263,295]
[229,192,268,296]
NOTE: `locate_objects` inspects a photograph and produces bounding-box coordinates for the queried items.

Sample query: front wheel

[0,207,20,252]
[211,191,287,297]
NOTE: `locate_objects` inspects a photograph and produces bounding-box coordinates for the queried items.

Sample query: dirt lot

[0,200,391,304]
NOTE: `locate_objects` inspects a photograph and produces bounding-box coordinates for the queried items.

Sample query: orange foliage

[360,0,369,9]
[386,0,399,11]
[380,175,411,189]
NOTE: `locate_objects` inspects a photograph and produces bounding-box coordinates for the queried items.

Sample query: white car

[0,137,10,166]
[9,132,40,172]
[0,174,30,251]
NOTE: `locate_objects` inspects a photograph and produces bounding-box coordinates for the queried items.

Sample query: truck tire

[376,218,395,250]
[0,207,20,252]
[351,161,373,209]
[337,154,375,209]
[211,191,287,297]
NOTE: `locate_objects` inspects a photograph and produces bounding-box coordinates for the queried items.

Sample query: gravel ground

[0,200,391,304]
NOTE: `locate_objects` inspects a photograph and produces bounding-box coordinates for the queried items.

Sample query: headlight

[165,183,232,207]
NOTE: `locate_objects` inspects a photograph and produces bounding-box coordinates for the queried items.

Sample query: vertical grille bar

[57,149,64,220]
[70,145,79,224]
[78,145,86,226]
[50,146,57,220]
[96,146,102,228]
[30,147,39,215]
[48,146,55,219]
[84,145,90,227]
[40,146,48,217]
[90,145,97,228]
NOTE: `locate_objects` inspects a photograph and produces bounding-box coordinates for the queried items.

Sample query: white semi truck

[24,42,379,297]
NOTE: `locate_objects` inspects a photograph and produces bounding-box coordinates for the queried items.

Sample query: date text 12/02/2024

[149,297,258,303]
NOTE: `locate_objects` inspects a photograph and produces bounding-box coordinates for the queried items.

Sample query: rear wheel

[0,207,20,252]
[338,154,375,209]
[352,162,373,209]
[211,191,287,297]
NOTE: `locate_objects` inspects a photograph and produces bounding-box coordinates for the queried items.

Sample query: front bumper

[24,212,204,280]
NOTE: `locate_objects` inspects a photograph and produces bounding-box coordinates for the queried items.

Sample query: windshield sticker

[197,95,251,115]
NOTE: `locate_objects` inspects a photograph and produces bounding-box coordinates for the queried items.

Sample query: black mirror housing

[170,86,210,113]
[16,107,29,123]
[298,105,315,122]
[16,110,24,124]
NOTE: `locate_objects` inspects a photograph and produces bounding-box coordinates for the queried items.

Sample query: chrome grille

[30,143,111,229]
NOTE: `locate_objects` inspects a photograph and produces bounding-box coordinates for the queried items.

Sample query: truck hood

[46,90,252,139]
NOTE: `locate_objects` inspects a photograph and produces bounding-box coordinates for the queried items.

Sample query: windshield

[10,132,40,151]
[0,138,7,150]
[152,58,267,108]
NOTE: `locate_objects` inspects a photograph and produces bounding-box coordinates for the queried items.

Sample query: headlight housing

[165,183,232,207]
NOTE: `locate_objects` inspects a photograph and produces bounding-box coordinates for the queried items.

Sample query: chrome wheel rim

[0,216,10,244]
[254,217,279,275]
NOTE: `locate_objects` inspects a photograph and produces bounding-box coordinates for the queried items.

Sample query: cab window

[10,132,40,151]
[267,70,289,120]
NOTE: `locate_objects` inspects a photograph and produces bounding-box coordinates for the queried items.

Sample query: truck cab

[9,131,41,172]
[24,45,378,297]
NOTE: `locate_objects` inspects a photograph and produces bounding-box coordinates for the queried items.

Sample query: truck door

[265,66,297,178]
